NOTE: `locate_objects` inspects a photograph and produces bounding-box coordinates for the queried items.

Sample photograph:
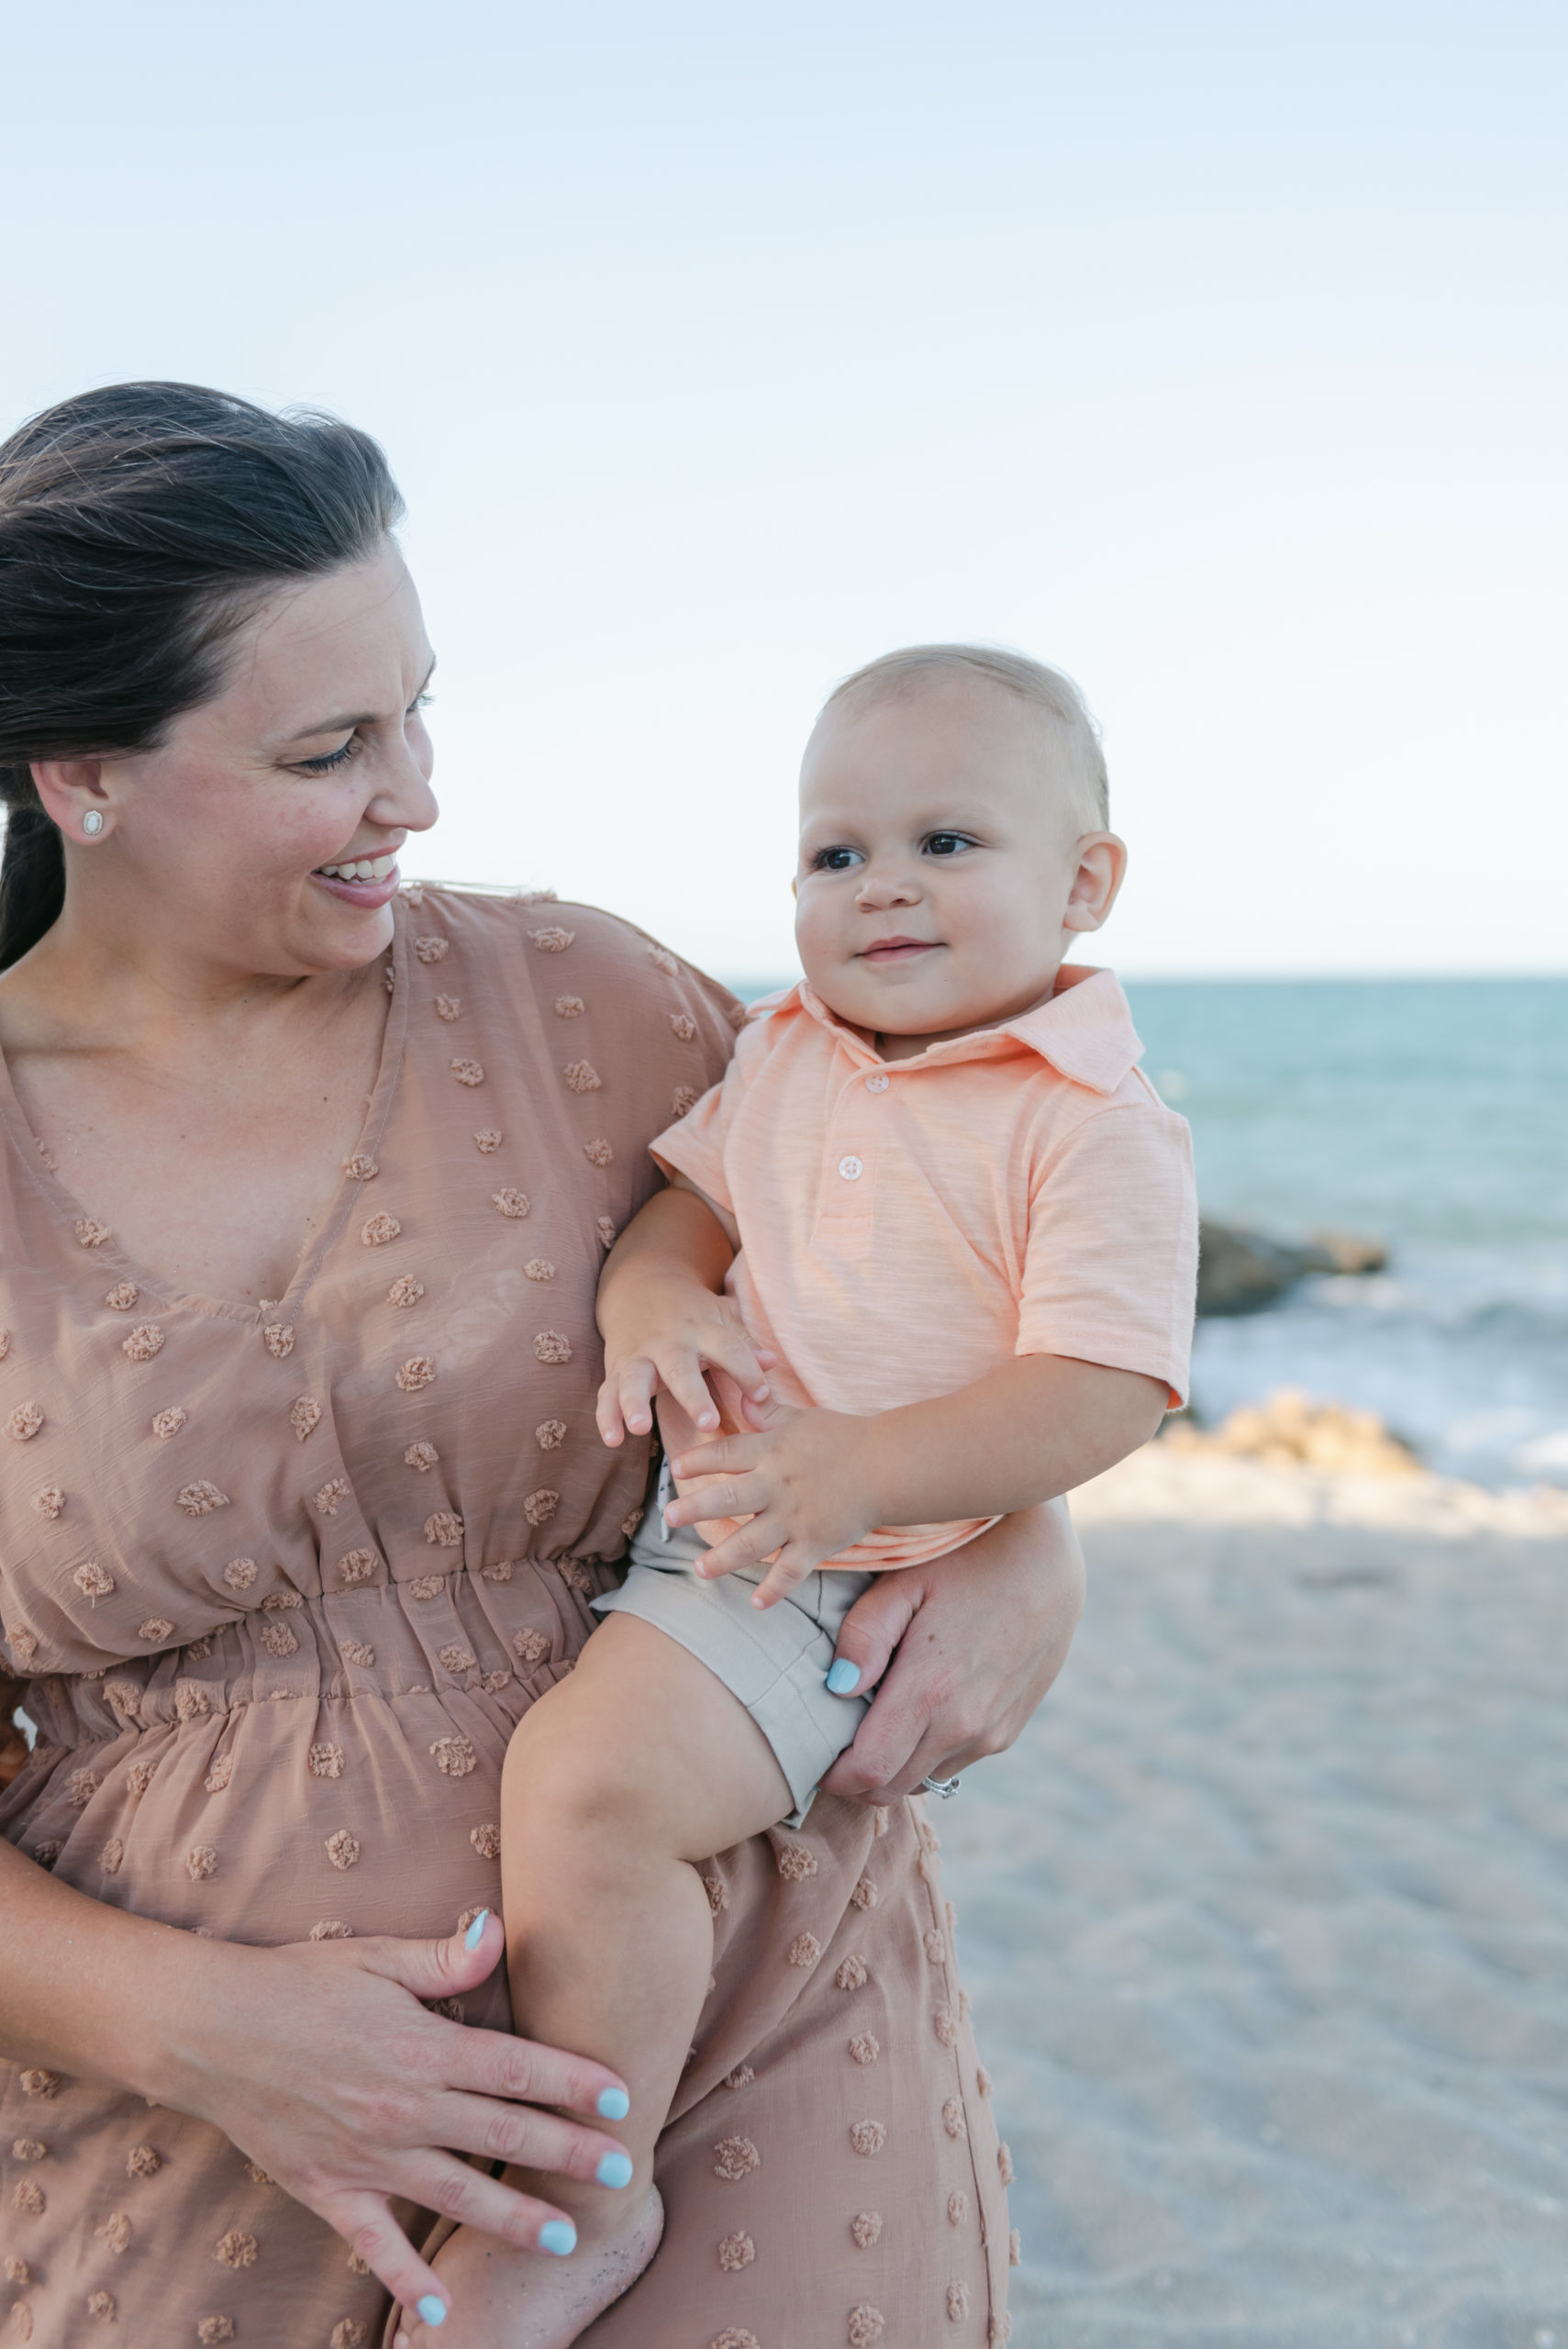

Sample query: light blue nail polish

[596,2150,635,2189]
[596,2087,630,2121]
[463,1908,490,1951]
[539,2219,577,2256]
[416,2295,447,2327]
[826,1658,862,1696]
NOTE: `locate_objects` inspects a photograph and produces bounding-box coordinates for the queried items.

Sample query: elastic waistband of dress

[13,1553,617,1749]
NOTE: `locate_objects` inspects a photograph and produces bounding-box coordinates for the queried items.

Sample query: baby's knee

[503,1686,654,1847]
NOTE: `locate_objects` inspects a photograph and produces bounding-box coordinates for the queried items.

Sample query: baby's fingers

[697,1321,774,1405]
[693,1510,782,1580]
[596,1359,659,1446]
[752,1548,815,1607]
[650,1347,724,1435]
[666,1433,763,1488]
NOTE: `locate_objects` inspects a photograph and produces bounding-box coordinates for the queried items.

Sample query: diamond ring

[920,1774,962,1799]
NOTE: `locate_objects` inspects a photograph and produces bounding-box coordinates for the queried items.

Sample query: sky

[4,0,1563,980]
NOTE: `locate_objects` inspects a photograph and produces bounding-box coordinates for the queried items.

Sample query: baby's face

[794,677,1125,1055]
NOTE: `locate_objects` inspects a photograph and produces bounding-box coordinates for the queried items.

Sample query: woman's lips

[858,939,940,964]
[310,863,401,909]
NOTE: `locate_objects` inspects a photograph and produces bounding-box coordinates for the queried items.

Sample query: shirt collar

[758,965,1144,1096]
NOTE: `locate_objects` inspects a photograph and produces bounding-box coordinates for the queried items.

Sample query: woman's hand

[0,1843,633,2332]
[818,1500,1085,1804]
[161,1912,632,2321]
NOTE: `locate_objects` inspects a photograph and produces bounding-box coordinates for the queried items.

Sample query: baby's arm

[666,1353,1168,1601]
[595,1174,771,1446]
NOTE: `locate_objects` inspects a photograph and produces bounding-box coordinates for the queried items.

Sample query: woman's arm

[817,1499,1085,1804]
[0,1841,631,2321]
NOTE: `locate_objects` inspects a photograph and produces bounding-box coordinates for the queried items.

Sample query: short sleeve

[649,1006,775,1214]
[1016,1100,1198,1406]
[506,898,742,1237]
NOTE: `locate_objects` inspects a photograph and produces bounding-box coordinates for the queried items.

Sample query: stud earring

[82,811,105,837]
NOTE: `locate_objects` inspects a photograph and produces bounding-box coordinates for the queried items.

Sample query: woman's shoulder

[406,885,720,982]
[405,885,745,1089]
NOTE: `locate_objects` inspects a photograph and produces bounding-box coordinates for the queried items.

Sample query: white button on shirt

[838,1155,864,1181]
[865,1074,889,1093]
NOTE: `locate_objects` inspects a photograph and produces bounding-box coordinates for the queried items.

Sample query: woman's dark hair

[0,381,404,968]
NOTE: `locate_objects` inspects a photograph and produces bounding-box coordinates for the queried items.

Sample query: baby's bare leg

[502,1612,793,2226]
[407,1612,792,2348]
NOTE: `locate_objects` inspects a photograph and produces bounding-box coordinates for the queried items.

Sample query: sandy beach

[945,1446,1568,2349]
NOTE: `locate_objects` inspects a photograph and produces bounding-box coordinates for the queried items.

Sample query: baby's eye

[811,846,862,873]
[923,831,976,858]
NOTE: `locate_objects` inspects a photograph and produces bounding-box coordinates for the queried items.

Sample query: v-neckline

[0,902,412,1327]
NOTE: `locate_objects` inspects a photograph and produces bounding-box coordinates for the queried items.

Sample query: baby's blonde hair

[820,643,1109,829]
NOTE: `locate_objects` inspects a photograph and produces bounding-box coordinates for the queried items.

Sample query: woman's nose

[372,741,440,837]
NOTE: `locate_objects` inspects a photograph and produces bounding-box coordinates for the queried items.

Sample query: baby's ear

[1063,833,1127,931]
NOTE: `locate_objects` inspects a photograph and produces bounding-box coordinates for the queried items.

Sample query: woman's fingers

[817,1576,940,1801]
[321,2189,447,2327]
[438,2008,631,2126]
[429,2087,631,2182]
[398,2146,584,2251]
[818,1572,912,1706]
[358,1909,508,2003]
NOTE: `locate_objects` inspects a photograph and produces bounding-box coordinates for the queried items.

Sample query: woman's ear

[30,758,114,845]
[1062,833,1128,934]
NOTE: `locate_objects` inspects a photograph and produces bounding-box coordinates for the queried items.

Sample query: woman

[0,384,1084,2348]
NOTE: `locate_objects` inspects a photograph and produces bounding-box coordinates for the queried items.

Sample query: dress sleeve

[1016,1098,1199,1407]
[519,902,744,1233]
[649,1015,773,1212]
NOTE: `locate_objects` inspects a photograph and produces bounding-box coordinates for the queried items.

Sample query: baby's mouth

[859,937,941,963]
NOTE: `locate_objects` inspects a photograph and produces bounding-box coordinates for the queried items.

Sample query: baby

[419,644,1197,2344]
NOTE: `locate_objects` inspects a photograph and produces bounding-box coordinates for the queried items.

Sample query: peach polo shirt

[651,963,1198,1571]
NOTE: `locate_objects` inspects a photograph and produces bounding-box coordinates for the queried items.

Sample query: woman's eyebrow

[281,655,437,745]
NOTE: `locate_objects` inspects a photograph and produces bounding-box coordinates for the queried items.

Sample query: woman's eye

[924,831,973,858]
[812,846,862,873]
[408,690,433,715]
[295,738,359,775]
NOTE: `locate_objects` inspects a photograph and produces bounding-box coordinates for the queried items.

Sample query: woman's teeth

[317,854,398,882]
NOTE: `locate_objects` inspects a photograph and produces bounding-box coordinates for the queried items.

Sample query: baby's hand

[595,1283,774,1448]
[667,1400,879,1604]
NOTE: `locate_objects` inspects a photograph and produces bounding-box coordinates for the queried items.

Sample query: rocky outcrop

[1196,1220,1386,1317]
[1162,1387,1420,1475]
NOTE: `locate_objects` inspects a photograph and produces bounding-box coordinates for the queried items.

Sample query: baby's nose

[855,866,920,906]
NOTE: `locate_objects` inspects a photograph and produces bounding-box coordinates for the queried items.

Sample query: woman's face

[40,539,439,980]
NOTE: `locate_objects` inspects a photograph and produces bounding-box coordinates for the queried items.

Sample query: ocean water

[731,974,1568,1487]
[1127,976,1568,1487]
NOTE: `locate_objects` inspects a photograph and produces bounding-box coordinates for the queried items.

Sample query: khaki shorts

[593,1458,871,1820]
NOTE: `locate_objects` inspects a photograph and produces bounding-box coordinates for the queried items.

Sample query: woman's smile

[309,849,402,907]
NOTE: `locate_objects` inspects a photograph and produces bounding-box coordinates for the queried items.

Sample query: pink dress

[0,891,1014,2347]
